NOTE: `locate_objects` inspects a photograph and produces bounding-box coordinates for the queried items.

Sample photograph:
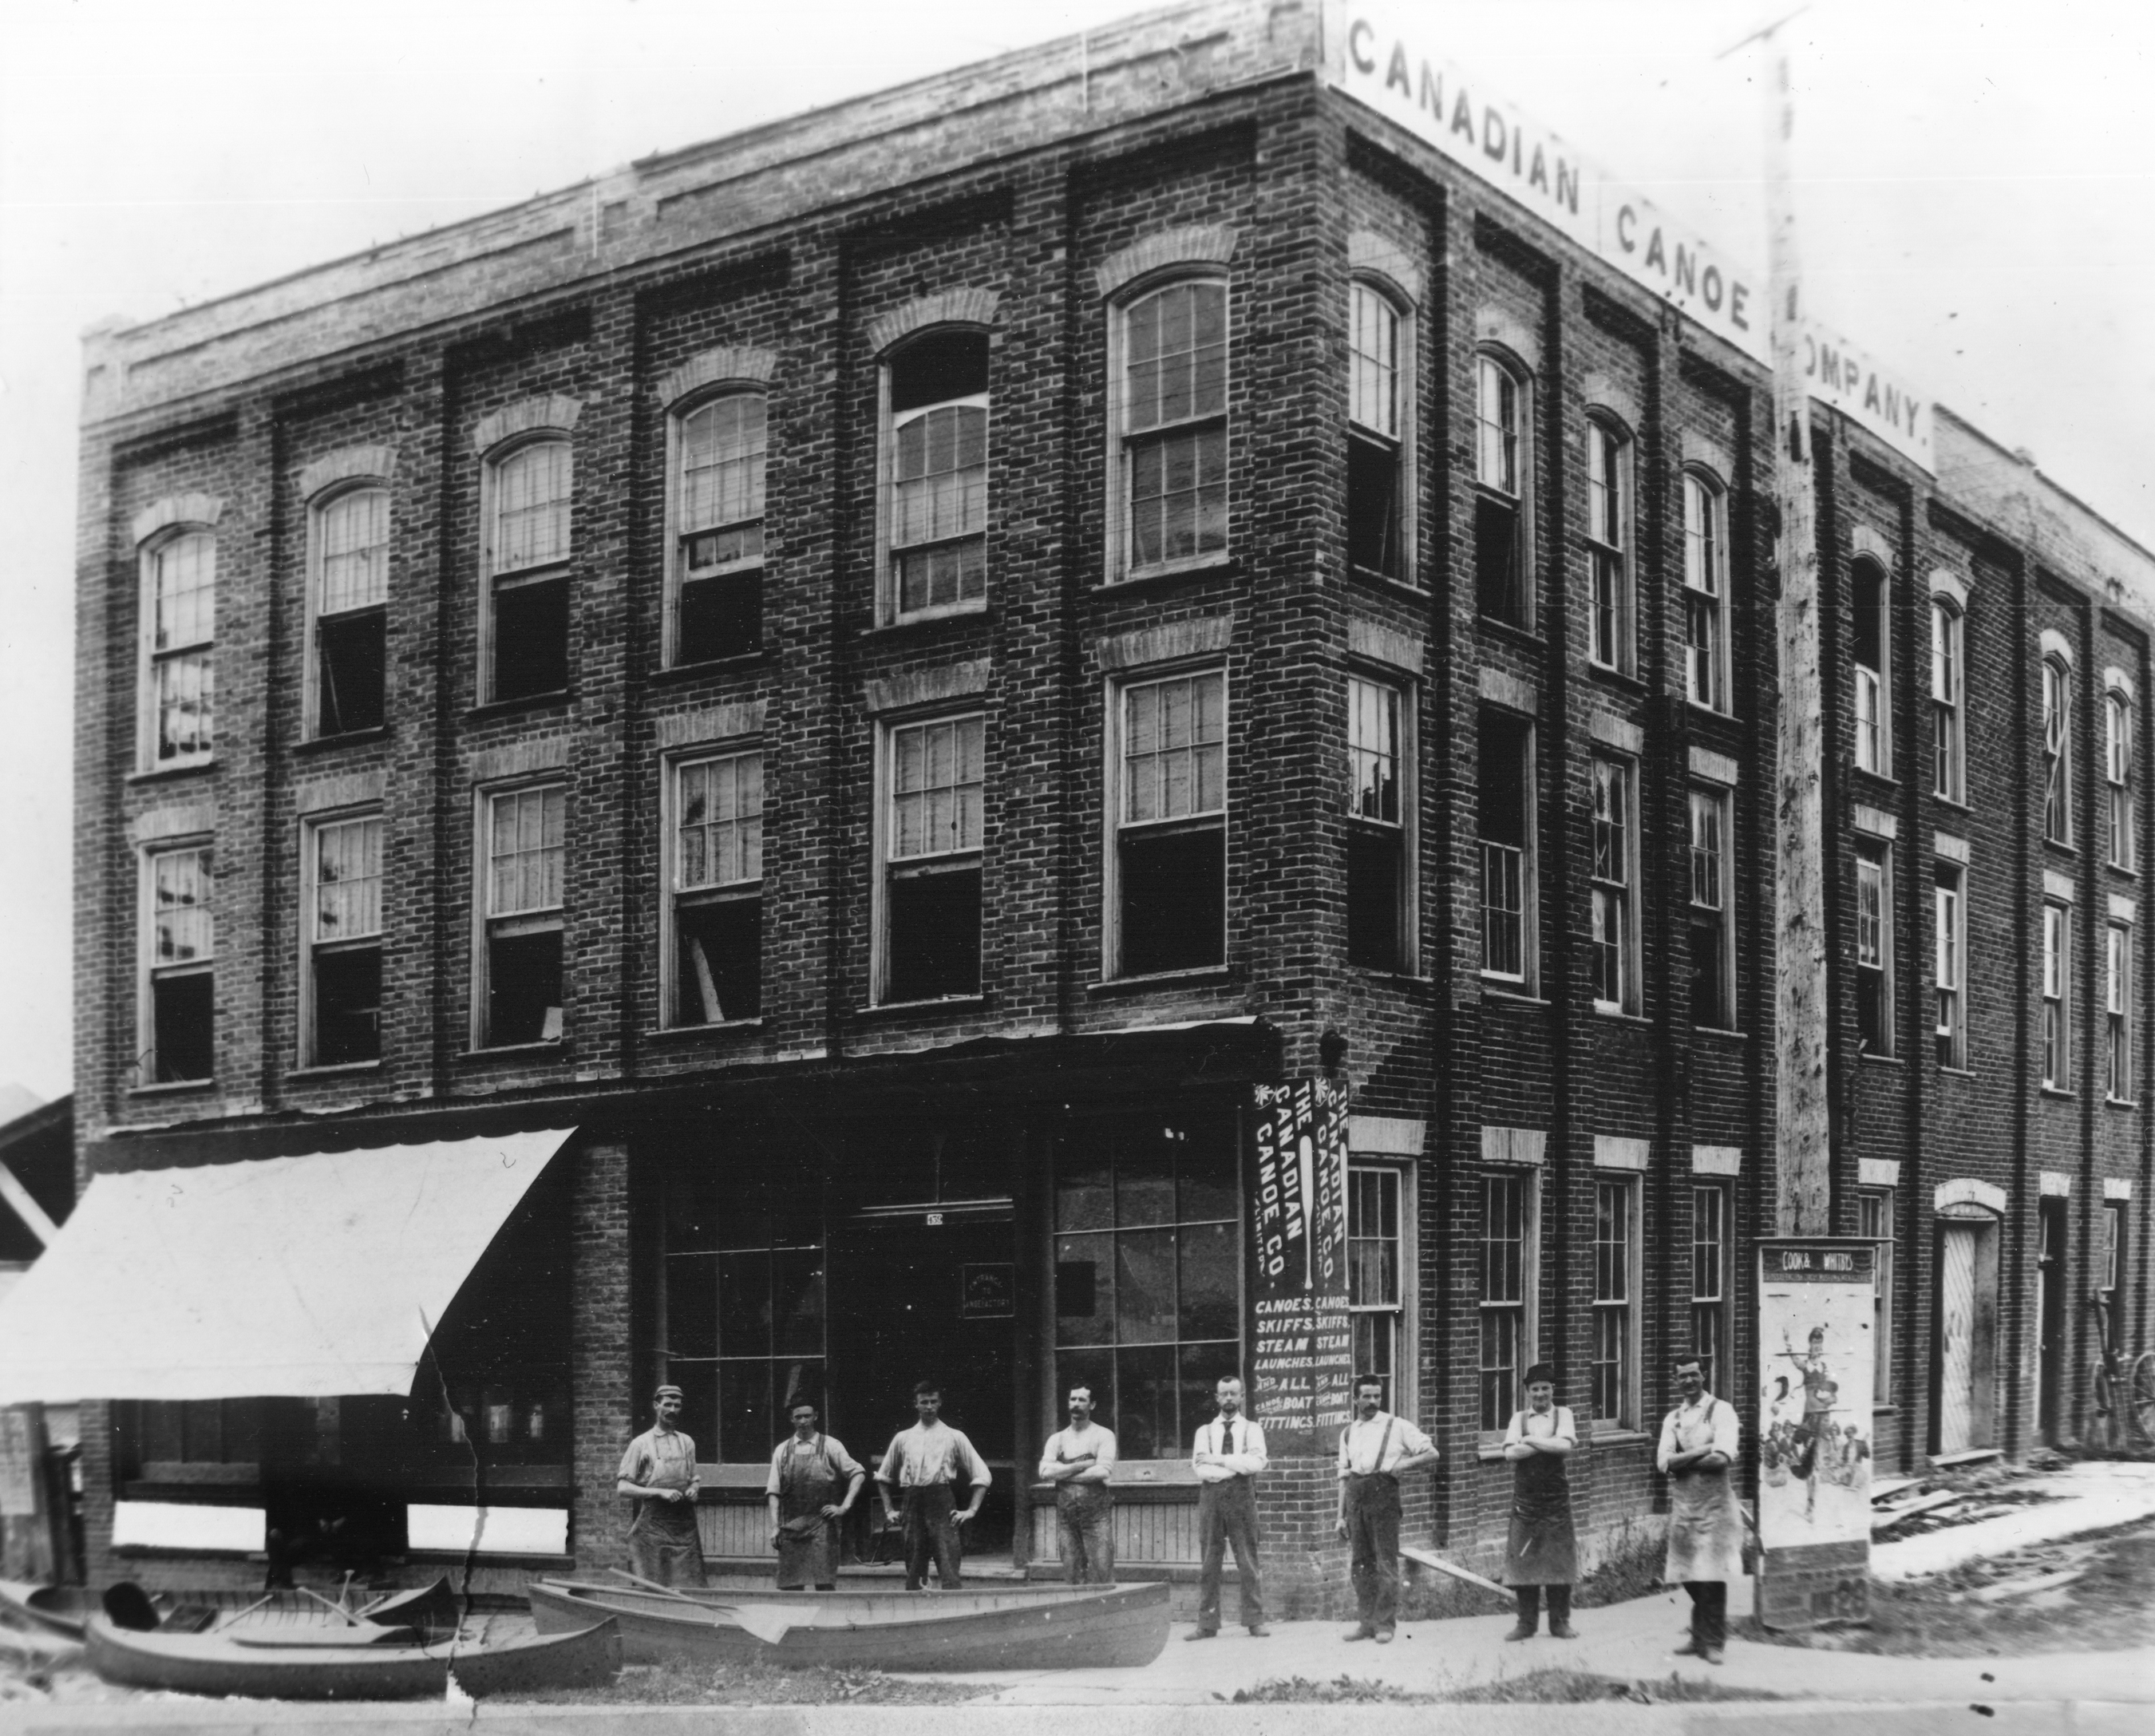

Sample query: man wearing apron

[765,1401,865,1590]
[1656,1355,1742,1664]
[1037,1384,1119,1584]
[1501,1362,1580,1640]
[616,1383,708,1587]
[1335,1376,1438,1644]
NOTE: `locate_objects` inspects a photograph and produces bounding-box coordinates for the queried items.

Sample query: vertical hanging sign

[1755,1240,1875,1629]
[1248,1079,1353,1453]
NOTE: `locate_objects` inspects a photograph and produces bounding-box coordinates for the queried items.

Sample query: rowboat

[83,1611,620,1699]
[528,1576,1169,1671]
[0,1575,459,1644]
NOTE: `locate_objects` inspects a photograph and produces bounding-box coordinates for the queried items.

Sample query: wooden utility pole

[1742,11,1831,1235]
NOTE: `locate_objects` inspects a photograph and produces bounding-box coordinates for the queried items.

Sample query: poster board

[1755,1240,1875,1628]
[1247,1079,1352,1454]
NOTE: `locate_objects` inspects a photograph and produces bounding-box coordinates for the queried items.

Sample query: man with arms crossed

[617,1383,707,1587]
[1335,1375,1439,1643]
[1656,1354,1743,1665]
[876,1380,991,1590]
[1188,1375,1270,1639]
[1038,1383,1118,1584]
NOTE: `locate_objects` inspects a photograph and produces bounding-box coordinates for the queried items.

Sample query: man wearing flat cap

[618,1383,708,1586]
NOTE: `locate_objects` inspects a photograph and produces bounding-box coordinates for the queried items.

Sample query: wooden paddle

[599,1569,796,1645]
[1398,1543,1513,1600]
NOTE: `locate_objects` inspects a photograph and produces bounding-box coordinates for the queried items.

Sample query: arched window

[1852,559,1890,777]
[1584,414,1633,673]
[886,330,988,619]
[144,528,216,766]
[1932,597,1964,802]
[485,437,571,702]
[1347,282,1409,581]
[1474,351,1530,625]
[310,485,389,737]
[673,390,767,663]
[2107,685,2134,870]
[1113,278,1228,577]
[1682,471,1728,712]
[2042,654,2073,846]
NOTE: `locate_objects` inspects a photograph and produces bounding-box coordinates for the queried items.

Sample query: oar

[299,1587,362,1626]
[599,1568,796,1644]
[1398,1543,1513,1600]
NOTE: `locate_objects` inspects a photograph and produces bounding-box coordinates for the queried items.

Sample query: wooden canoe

[0,1575,458,1644]
[82,1611,619,1699]
[528,1577,1169,1671]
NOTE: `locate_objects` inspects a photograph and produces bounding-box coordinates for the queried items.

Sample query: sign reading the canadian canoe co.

[1248,1079,1352,1451]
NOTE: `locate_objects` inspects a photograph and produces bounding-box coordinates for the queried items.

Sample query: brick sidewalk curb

[10,1702,2153,1735]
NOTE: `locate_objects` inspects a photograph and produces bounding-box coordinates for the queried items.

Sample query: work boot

[1548,1587,1577,1639]
[1505,1588,1540,1640]
[1343,1623,1374,1641]
[1373,1627,1395,1644]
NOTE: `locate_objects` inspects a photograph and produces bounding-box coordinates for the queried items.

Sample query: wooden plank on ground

[1399,1544,1511,1600]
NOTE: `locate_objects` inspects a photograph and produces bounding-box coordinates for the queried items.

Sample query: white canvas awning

[0,1129,574,1404]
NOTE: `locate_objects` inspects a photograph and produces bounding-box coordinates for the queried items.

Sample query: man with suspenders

[1335,1375,1438,1643]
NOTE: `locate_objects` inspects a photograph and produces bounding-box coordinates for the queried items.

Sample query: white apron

[1663,1401,1743,1583]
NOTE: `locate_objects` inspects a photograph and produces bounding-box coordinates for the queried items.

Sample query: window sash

[1856,856,1886,970]
[1858,1187,1895,1402]
[1348,678,1402,825]
[2109,923,2132,1098]
[1855,666,1884,774]
[1474,356,1520,496]
[1587,421,1631,671]
[153,653,215,762]
[312,816,384,943]
[1478,1172,1531,1430]
[888,717,985,862]
[676,753,764,891]
[1682,477,1722,598]
[152,532,216,651]
[680,394,768,536]
[1348,285,1399,440]
[1482,842,1526,979]
[151,848,214,967]
[492,442,572,575]
[2044,660,2073,844]
[1690,790,1726,912]
[487,786,567,917]
[1124,283,1227,433]
[1592,1180,1633,1424]
[1121,674,1225,825]
[318,490,389,615]
[892,401,988,549]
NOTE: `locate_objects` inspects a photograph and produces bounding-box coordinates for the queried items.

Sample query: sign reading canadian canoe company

[1323,0,1933,472]
[1248,1078,1353,1450]
[1755,1239,1876,1629]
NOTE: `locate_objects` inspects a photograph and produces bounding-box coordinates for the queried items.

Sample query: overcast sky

[2,0,2149,1103]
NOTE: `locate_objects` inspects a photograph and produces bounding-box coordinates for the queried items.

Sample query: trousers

[1512,1584,1574,1631]
[1196,1477,1266,1632]
[1056,1482,1116,1584]
[1341,1473,1402,1630]
[901,1483,963,1589]
[1684,1580,1728,1648]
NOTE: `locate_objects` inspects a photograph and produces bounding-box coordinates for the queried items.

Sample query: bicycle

[2086,1290,2155,1451]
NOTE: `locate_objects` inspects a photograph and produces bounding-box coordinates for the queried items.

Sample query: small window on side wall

[142,844,214,1085]
[310,487,389,738]
[485,439,571,702]
[673,393,766,665]
[1346,675,1410,971]
[143,528,216,769]
[1585,416,1633,674]
[1852,560,1891,777]
[305,813,384,1066]
[1682,471,1729,712]
[880,715,984,1002]
[888,331,989,620]
[1113,279,1228,578]
[1347,283,1407,582]
[1474,352,1530,627]
[669,752,763,1025]
[1856,840,1894,1058]
[1113,670,1226,975]
[479,785,566,1047]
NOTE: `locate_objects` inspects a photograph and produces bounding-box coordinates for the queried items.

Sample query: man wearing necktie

[1188,1376,1269,1638]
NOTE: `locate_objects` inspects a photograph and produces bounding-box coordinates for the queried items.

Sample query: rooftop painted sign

[1323,0,1933,472]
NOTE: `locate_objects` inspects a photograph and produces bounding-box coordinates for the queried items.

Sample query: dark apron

[1503,1420,1579,1587]
[775,1436,843,1588]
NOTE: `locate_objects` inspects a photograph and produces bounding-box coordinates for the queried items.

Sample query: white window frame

[2108,919,2132,1102]
[1935,860,1967,1070]
[875,712,987,1005]
[1473,349,1533,628]
[2043,654,2074,848]
[2042,899,2072,1091]
[1592,1173,1640,1430]
[1690,785,1736,1030]
[1853,559,1892,778]
[1479,708,1538,992]
[1106,275,1229,583]
[879,330,991,623]
[1857,1185,1896,1404]
[1932,598,1964,804]
[303,484,391,741]
[1477,1166,1540,1436]
[663,387,767,666]
[1590,753,1639,1014]
[472,781,567,1050]
[1689,1182,1731,1398]
[2107,687,2134,871]
[300,810,385,1070]
[1346,671,1415,974]
[1105,666,1228,979]
[138,526,217,772]
[1856,841,1894,1058]
[1346,1158,1414,1417]
[478,435,572,703]
[1682,470,1730,714]
[1585,413,1634,674]
[1347,279,1415,586]
[2101,1200,2127,1302]
[138,840,215,1086]
[662,748,765,1028]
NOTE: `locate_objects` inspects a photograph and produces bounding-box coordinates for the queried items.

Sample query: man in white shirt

[1335,1376,1439,1643]
[1188,1375,1269,1638]
[1037,1385,1118,1584]
[875,1381,992,1590]
[1656,1356,1743,1664]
